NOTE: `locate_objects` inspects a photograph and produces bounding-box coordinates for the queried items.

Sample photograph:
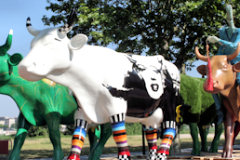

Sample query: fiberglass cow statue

[0,29,107,160]
[179,74,223,155]
[18,17,180,160]
[195,43,240,158]
[0,29,77,160]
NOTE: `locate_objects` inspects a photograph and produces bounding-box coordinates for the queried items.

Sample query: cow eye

[54,38,61,41]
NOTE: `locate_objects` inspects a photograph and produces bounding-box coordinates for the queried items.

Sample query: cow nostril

[213,80,219,87]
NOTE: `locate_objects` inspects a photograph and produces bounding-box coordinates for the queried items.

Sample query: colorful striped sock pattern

[110,113,131,160]
[67,119,88,160]
[156,127,176,160]
[162,121,176,129]
[145,129,158,160]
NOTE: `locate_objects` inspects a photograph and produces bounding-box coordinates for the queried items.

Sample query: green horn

[0,29,13,55]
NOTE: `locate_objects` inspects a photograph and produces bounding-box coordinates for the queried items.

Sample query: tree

[42,0,239,71]
[0,124,7,129]
[28,126,48,137]
[10,123,16,129]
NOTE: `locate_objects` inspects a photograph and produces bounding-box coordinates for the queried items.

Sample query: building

[0,117,8,126]
[4,117,17,128]
[0,117,17,135]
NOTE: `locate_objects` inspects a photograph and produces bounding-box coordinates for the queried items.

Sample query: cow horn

[0,29,13,54]
[67,8,78,28]
[227,43,240,61]
[26,17,40,36]
[195,46,208,62]
[59,7,78,34]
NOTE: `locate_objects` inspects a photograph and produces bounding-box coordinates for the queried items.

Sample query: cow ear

[233,62,240,72]
[69,34,88,50]
[197,65,207,76]
[8,53,23,66]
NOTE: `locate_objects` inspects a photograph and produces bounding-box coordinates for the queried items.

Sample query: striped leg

[67,119,88,160]
[156,121,176,160]
[110,113,131,160]
[145,128,158,160]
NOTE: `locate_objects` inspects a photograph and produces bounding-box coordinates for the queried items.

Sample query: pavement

[27,152,142,160]
[26,144,240,160]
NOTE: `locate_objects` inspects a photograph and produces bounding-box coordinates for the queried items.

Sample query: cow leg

[67,119,88,160]
[144,128,158,160]
[8,113,30,160]
[156,122,176,160]
[110,113,131,160]
[45,112,63,160]
[209,121,223,153]
[233,121,240,143]
[189,123,200,155]
[88,123,112,160]
[222,110,234,158]
[88,126,99,152]
[198,124,209,152]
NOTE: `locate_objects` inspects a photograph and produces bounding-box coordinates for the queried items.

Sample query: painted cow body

[179,74,223,155]
[0,30,107,160]
[0,30,77,160]
[195,43,240,158]
[18,18,180,160]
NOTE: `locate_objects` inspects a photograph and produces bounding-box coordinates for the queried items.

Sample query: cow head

[0,29,22,82]
[18,17,88,81]
[195,43,240,94]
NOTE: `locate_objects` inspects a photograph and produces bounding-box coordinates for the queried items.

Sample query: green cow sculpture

[179,74,224,155]
[0,30,110,160]
[0,29,77,160]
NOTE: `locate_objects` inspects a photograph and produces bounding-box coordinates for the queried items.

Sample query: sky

[0,0,204,118]
[0,0,53,118]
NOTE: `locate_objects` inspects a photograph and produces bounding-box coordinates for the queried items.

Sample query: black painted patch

[109,72,161,118]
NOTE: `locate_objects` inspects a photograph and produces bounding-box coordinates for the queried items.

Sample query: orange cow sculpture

[195,43,240,158]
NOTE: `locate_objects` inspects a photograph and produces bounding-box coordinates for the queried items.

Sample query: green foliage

[180,74,214,114]
[0,124,7,129]
[27,126,48,137]
[43,0,240,70]
[179,124,190,134]
[63,124,75,135]
[10,123,16,129]
[125,123,142,135]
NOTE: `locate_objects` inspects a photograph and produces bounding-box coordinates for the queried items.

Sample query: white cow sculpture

[19,18,180,160]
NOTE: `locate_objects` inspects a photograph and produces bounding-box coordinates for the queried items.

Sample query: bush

[126,123,142,135]
[63,124,75,135]
[28,126,48,137]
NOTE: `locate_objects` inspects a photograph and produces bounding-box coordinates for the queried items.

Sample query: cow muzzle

[203,79,223,93]
[18,65,45,81]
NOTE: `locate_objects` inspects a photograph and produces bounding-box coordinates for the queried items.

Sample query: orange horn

[195,46,208,62]
[227,43,240,61]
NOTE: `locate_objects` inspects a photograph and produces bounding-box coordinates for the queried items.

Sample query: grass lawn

[2,135,148,159]
[1,133,236,159]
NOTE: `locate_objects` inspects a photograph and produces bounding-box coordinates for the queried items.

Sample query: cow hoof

[118,155,131,160]
[155,153,167,160]
[209,147,218,153]
[67,153,80,160]
[147,149,157,160]
[201,147,208,152]
[222,152,232,158]
[191,150,200,156]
